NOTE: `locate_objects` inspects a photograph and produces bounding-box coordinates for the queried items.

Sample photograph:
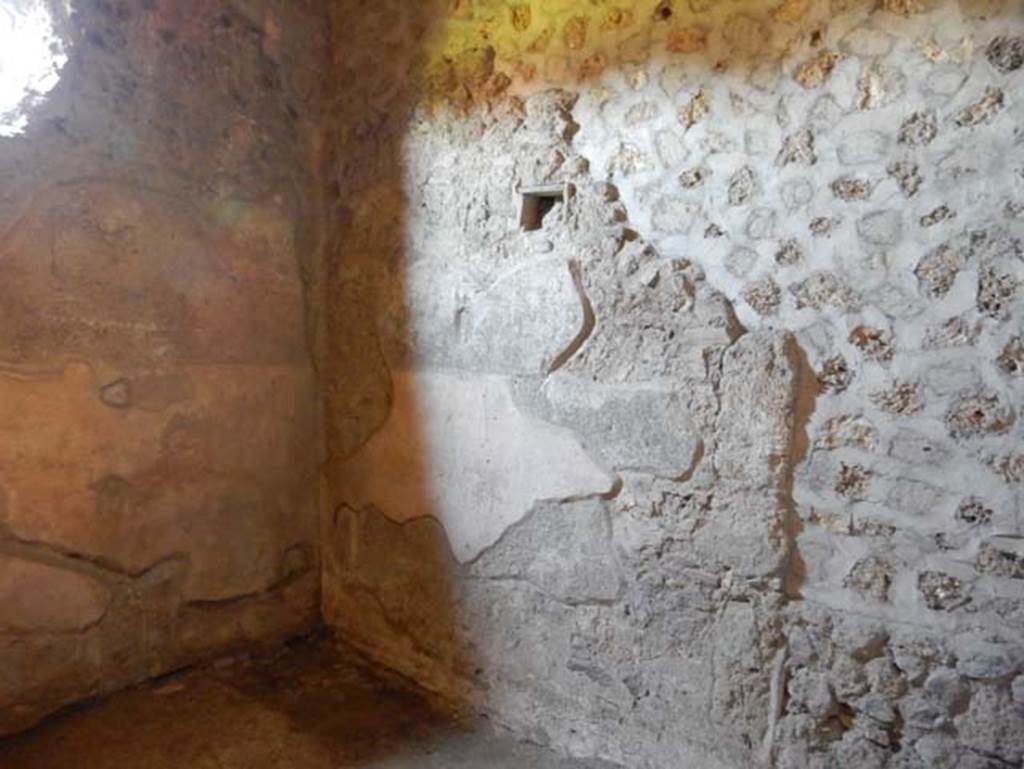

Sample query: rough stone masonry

[0,0,1021,767]
[322,0,1024,767]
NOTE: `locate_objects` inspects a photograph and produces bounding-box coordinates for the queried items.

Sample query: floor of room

[0,635,617,769]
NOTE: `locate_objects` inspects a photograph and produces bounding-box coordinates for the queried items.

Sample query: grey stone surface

[321,1,1024,766]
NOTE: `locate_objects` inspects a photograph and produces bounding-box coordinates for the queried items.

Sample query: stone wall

[0,0,327,735]
[322,0,1024,767]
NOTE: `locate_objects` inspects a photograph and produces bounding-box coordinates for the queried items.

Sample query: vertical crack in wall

[777,334,817,601]
[674,438,706,484]
[546,258,595,376]
[761,643,789,768]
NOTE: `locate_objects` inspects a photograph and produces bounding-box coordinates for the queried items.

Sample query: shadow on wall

[320,0,833,725]
[319,0,482,712]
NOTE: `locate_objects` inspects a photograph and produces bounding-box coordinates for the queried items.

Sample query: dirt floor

[0,635,619,769]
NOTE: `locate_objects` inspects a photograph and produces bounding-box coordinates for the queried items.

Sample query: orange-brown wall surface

[0,0,327,735]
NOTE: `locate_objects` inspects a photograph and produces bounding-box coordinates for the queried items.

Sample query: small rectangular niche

[519,183,567,232]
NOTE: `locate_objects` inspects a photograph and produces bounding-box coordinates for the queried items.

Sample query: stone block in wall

[715,332,801,491]
[531,376,705,477]
[468,498,622,604]
[393,255,587,375]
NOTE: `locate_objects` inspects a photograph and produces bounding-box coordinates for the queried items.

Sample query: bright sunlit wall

[0,0,68,137]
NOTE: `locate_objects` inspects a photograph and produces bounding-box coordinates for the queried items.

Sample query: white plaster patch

[339,370,615,562]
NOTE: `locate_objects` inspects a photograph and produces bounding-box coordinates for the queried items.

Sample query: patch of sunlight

[0,0,68,137]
